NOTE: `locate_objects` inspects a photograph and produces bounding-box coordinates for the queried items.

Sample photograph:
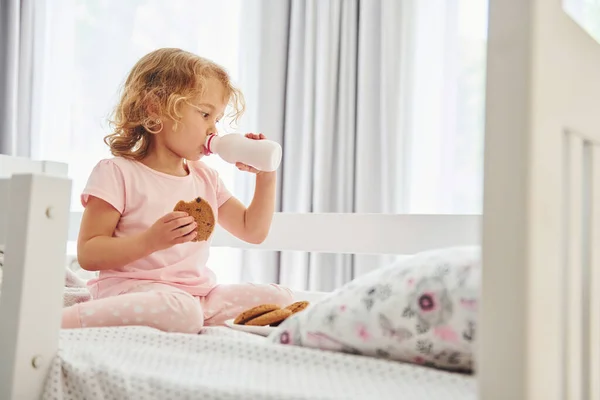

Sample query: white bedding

[43,326,476,400]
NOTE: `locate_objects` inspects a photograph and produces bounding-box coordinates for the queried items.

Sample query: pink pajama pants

[62,282,294,334]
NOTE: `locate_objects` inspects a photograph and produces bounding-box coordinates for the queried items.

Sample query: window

[563,0,600,44]
[406,0,488,214]
[35,0,243,282]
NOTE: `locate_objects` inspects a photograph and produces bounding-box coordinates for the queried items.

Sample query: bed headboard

[0,155,68,178]
[211,213,481,255]
[0,155,69,247]
[67,211,481,256]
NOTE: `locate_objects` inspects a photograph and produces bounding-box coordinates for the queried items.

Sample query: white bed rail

[68,212,481,255]
[212,213,481,254]
[0,174,72,400]
[0,155,68,247]
[0,154,68,177]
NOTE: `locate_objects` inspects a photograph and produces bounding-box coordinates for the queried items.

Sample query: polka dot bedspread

[42,326,476,400]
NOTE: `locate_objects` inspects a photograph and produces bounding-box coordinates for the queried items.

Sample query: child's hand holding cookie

[173,197,215,242]
[143,211,197,252]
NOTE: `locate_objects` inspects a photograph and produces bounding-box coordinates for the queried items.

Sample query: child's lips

[202,146,211,156]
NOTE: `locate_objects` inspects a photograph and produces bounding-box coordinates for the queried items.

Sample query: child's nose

[207,124,218,136]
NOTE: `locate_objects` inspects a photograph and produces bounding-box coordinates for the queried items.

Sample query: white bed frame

[0,0,599,399]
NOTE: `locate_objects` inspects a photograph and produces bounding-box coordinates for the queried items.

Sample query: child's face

[161,77,227,161]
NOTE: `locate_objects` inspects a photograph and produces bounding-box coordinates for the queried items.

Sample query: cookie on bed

[234,304,281,325]
[285,301,310,315]
[173,197,215,242]
[246,308,292,326]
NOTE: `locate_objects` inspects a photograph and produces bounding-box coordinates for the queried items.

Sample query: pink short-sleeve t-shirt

[82,157,232,299]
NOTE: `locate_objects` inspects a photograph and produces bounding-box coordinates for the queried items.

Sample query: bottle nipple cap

[205,134,217,154]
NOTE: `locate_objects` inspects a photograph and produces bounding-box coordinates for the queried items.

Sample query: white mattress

[43,326,476,400]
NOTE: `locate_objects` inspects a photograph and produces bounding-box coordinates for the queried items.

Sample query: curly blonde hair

[104,48,245,160]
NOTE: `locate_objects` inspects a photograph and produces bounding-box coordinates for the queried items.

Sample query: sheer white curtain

[234,0,488,291]
[405,0,488,214]
[33,0,244,283]
[0,0,41,157]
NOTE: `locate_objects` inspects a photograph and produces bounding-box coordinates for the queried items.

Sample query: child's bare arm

[218,171,276,244]
[77,196,196,271]
[76,196,152,271]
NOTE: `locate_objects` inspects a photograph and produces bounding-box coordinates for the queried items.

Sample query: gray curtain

[0,0,40,157]
[236,0,410,291]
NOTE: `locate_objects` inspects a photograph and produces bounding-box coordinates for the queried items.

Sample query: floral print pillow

[267,246,480,372]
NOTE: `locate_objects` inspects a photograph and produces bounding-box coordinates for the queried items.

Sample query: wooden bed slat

[589,145,600,400]
[564,132,585,400]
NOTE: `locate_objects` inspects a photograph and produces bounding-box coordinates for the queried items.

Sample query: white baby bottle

[205,133,282,172]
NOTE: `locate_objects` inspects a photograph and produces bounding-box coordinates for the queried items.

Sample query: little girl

[61,48,293,333]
